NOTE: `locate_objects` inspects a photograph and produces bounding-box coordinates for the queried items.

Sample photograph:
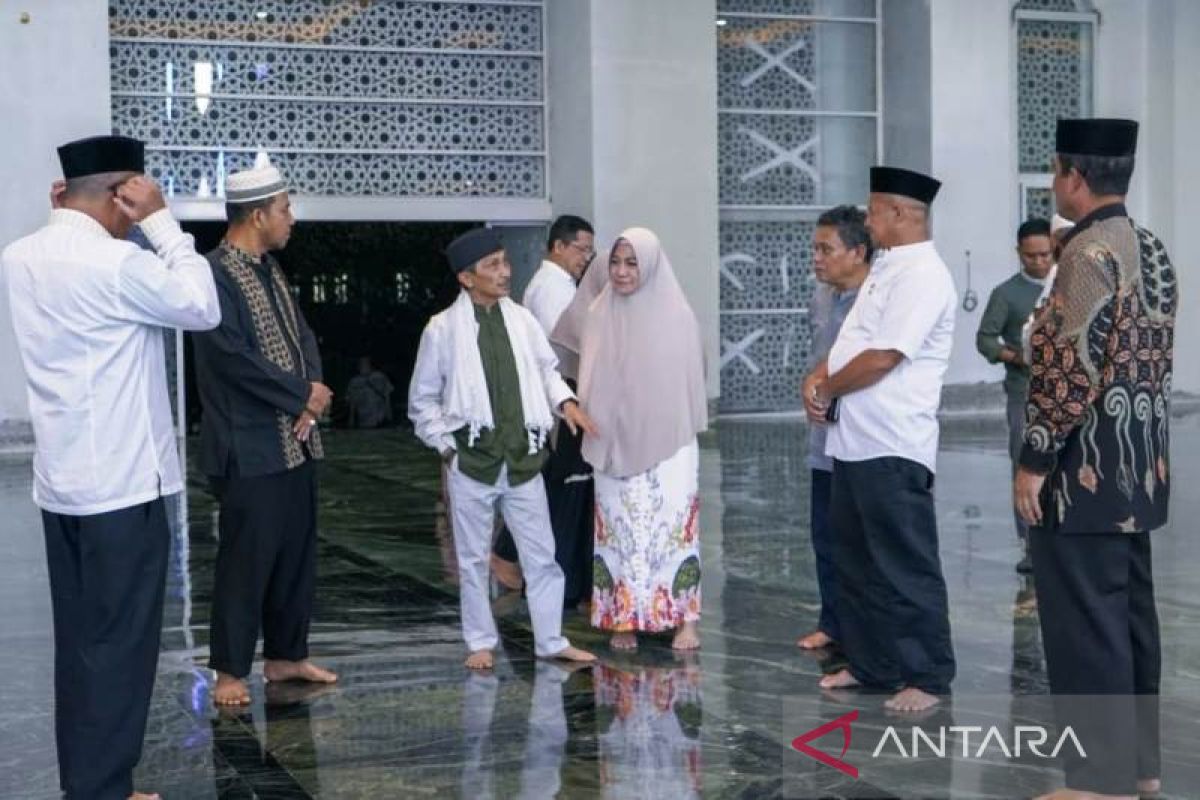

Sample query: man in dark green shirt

[409,227,597,671]
[452,301,552,486]
[975,217,1054,573]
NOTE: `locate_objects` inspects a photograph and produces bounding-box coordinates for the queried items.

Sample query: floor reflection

[2,419,1200,798]
[595,658,703,798]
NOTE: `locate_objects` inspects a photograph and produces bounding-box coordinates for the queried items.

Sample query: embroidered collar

[221,240,269,268]
[1060,203,1127,249]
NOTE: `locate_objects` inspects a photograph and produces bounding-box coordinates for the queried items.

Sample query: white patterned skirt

[591,439,701,632]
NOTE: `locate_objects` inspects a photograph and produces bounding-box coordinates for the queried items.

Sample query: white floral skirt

[590,439,701,632]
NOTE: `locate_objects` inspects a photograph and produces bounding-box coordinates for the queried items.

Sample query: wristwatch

[441,448,457,466]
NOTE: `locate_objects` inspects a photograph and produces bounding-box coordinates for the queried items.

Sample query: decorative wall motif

[109,43,544,101]
[1016,19,1091,173]
[1015,0,1080,11]
[1025,187,1054,222]
[718,0,815,13]
[109,0,547,199]
[719,115,819,206]
[718,223,817,410]
[113,97,543,151]
[717,19,817,111]
[716,1,878,412]
[719,222,816,313]
[109,0,544,51]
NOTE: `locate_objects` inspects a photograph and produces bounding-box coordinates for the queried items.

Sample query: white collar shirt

[825,240,956,474]
[521,259,577,337]
[2,208,221,515]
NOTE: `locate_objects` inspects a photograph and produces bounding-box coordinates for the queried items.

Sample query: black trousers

[42,499,170,800]
[831,457,955,694]
[494,423,594,606]
[208,462,318,678]
[809,469,839,641]
[1031,528,1161,794]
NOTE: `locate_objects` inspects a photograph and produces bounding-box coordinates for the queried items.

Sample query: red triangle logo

[790,709,860,778]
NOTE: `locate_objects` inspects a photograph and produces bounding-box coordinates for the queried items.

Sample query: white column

[928,0,1017,387]
[1146,0,1200,395]
[0,1,111,438]
[548,0,721,399]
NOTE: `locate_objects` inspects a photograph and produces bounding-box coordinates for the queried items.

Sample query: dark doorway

[180,221,473,431]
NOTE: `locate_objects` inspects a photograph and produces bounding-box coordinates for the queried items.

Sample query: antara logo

[791,711,1088,777]
[791,709,860,778]
[870,725,1088,760]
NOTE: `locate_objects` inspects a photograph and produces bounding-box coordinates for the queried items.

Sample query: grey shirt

[806,283,859,471]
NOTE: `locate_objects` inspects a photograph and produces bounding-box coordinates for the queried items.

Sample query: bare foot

[796,630,834,650]
[465,649,494,670]
[490,554,524,590]
[264,659,338,684]
[1138,778,1162,798]
[671,621,701,650]
[129,793,161,800]
[547,645,597,663]
[884,686,940,713]
[213,672,251,706]
[610,632,638,651]
[1035,790,1136,800]
[818,668,861,690]
[265,679,338,706]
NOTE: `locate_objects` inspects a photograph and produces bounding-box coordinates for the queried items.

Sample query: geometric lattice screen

[716,0,880,413]
[1014,0,1095,221]
[109,0,547,200]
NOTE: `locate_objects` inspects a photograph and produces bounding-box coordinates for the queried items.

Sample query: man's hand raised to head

[112,175,167,223]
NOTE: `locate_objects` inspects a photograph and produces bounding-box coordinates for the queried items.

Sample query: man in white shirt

[803,166,956,713]
[408,227,597,671]
[2,135,220,800]
[493,215,597,606]
[522,214,595,340]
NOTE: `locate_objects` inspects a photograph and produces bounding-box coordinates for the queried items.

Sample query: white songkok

[225,151,287,204]
[1050,213,1075,235]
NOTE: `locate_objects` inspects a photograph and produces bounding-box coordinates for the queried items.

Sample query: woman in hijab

[552,227,708,651]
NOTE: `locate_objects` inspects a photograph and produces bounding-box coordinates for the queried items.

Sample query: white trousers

[446,463,569,657]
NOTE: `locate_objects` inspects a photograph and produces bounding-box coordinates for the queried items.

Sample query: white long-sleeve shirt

[522,259,577,336]
[2,208,221,515]
[408,297,574,455]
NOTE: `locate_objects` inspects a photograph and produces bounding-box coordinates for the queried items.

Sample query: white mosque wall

[929,0,1197,394]
[0,0,110,436]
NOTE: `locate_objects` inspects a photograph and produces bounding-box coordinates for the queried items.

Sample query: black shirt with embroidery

[192,242,324,478]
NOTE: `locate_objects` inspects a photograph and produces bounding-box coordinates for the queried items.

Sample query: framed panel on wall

[1012,0,1098,221]
[716,0,882,414]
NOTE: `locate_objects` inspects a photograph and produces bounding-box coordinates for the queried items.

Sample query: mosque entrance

[179,221,469,432]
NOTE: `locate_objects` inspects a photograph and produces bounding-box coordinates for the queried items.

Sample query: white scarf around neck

[443,291,554,453]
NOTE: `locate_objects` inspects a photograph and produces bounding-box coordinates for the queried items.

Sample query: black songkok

[446,228,504,273]
[57,135,145,179]
[869,166,941,205]
[1055,118,1138,157]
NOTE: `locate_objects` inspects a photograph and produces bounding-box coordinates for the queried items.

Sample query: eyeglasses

[567,241,596,260]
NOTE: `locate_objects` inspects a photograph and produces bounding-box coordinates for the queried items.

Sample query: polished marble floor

[3,416,1200,798]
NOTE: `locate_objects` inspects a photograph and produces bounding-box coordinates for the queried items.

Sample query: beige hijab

[551,227,708,478]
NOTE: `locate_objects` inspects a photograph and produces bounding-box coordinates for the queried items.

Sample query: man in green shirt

[409,227,597,671]
[975,217,1055,573]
